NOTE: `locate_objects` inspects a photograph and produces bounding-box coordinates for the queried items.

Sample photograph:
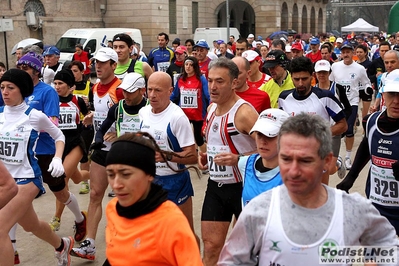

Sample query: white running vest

[259,186,345,266]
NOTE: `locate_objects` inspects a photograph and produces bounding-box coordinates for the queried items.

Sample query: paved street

[15,132,371,265]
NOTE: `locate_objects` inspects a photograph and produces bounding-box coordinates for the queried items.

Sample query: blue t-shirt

[25,81,60,155]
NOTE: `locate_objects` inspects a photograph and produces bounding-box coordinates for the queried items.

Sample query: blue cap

[257,35,263,40]
[217,40,224,45]
[194,40,210,50]
[310,37,320,45]
[340,42,354,51]
[43,46,60,56]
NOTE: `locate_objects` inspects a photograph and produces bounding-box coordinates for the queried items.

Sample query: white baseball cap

[242,50,261,62]
[247,34,255,39]
[250,109,290,137]
[381,69,399,93]
[336,37,344,43]
[94,47,118,62]
[118,72,146,93]
[314,60,331,72]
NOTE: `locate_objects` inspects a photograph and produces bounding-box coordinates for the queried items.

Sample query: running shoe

[70,239,96,261]
[79,181,90,194]
[49,216,61,231]
[73,211,87,242]
[336,156,346,179]
[14,251,20,265]
[55,236,74,266]
[345,157,352,170]
[108,190,115,197]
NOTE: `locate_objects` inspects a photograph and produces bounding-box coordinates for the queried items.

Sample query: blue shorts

[153,171,194,205]
[344,105,358,138]
[16,177,46,197]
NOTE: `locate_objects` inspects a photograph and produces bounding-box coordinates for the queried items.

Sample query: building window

[192,2,198,34]
[169,0,177,34]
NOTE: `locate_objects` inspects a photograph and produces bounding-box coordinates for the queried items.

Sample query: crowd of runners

[0,29,399,265]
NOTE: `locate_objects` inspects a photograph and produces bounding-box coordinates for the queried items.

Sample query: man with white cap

[71,47,123,260]
[239,108,288,206]
[241,50,271,90]
[90,72,147,148]
[338,68,399,235]
[247,34,255,46]
[279,57,347,185]
[232,55,270,113]
[333,37,344,59]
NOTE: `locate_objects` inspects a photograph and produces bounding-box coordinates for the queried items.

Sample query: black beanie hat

[54,69,75,87]
[0,69,34,98]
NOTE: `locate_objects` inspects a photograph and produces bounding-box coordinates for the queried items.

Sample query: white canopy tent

[341,18,379,32]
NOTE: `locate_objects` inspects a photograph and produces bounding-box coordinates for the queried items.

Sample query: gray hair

[208,57,239,80]
[22,45,42,55]
[384,50,399,61]
[278,113,332,159]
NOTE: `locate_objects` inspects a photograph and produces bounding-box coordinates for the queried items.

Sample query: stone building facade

[0,0,328,67]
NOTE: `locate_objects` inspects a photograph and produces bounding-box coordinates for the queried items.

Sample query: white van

[193,27,241,47]
[55,28,143,63]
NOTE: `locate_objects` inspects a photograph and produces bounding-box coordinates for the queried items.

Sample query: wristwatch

[166,154,173,161]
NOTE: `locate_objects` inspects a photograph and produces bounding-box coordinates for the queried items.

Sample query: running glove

[90,142,105,150]
[336,174,356,193]
[48,157,64,177]
[392,161,399,181]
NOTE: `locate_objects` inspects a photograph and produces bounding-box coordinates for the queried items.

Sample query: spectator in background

[172,38,180,50]
[306,37,322,63]
[185,39,195,56]
[271,39,285,51]
[291,42,304,59]
[0,62,5,79]
[42,46,64,87]
[218,43,234,59]
[167,46,187,86]
[235,38,249,56]
[73,44,92,81]
[134,43,148,62]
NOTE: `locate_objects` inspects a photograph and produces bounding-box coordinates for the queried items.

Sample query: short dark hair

[380,41,391,49]
[290,56,313,75]
[356,44,368,54]
[272,39,286,51]
[236,38,249,46]
[158,32,169,42]
[68,60,85,72]
[185,39,195,46]
[0,62,5,69]
[321,44,332,53]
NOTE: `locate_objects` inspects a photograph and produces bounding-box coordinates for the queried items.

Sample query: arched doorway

[281,2,289,31]
[318,8,323,34]
[302,6,308,33]
[24,0,46,39]
[292,4,299,33]
[310,7,316,35]
[216,1,255,38]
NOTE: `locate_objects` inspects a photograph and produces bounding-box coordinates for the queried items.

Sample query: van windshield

[55,37,87,53]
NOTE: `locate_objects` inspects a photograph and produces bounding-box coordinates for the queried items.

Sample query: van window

[56,37,87,53]
[85,39,96,55]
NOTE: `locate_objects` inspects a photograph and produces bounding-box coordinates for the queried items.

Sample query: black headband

[105,140,156,177]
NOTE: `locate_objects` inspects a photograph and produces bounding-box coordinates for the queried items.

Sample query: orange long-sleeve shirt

[106,198,203,266]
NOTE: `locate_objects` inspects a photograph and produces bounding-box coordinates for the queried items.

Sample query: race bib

[180,89,198,108]
[59,106,77,130]
[369,164,399,206]
[93,112,107,131]
[157,62,170,72]
[0,133,25,165]
[207,145,234,180]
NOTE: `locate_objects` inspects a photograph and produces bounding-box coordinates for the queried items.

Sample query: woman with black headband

[103,132,202,266]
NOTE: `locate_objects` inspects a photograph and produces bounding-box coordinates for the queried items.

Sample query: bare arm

[142,62,154,81]
[331,118,347,136]
[0,161,17,209]
[156,144,197,165]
